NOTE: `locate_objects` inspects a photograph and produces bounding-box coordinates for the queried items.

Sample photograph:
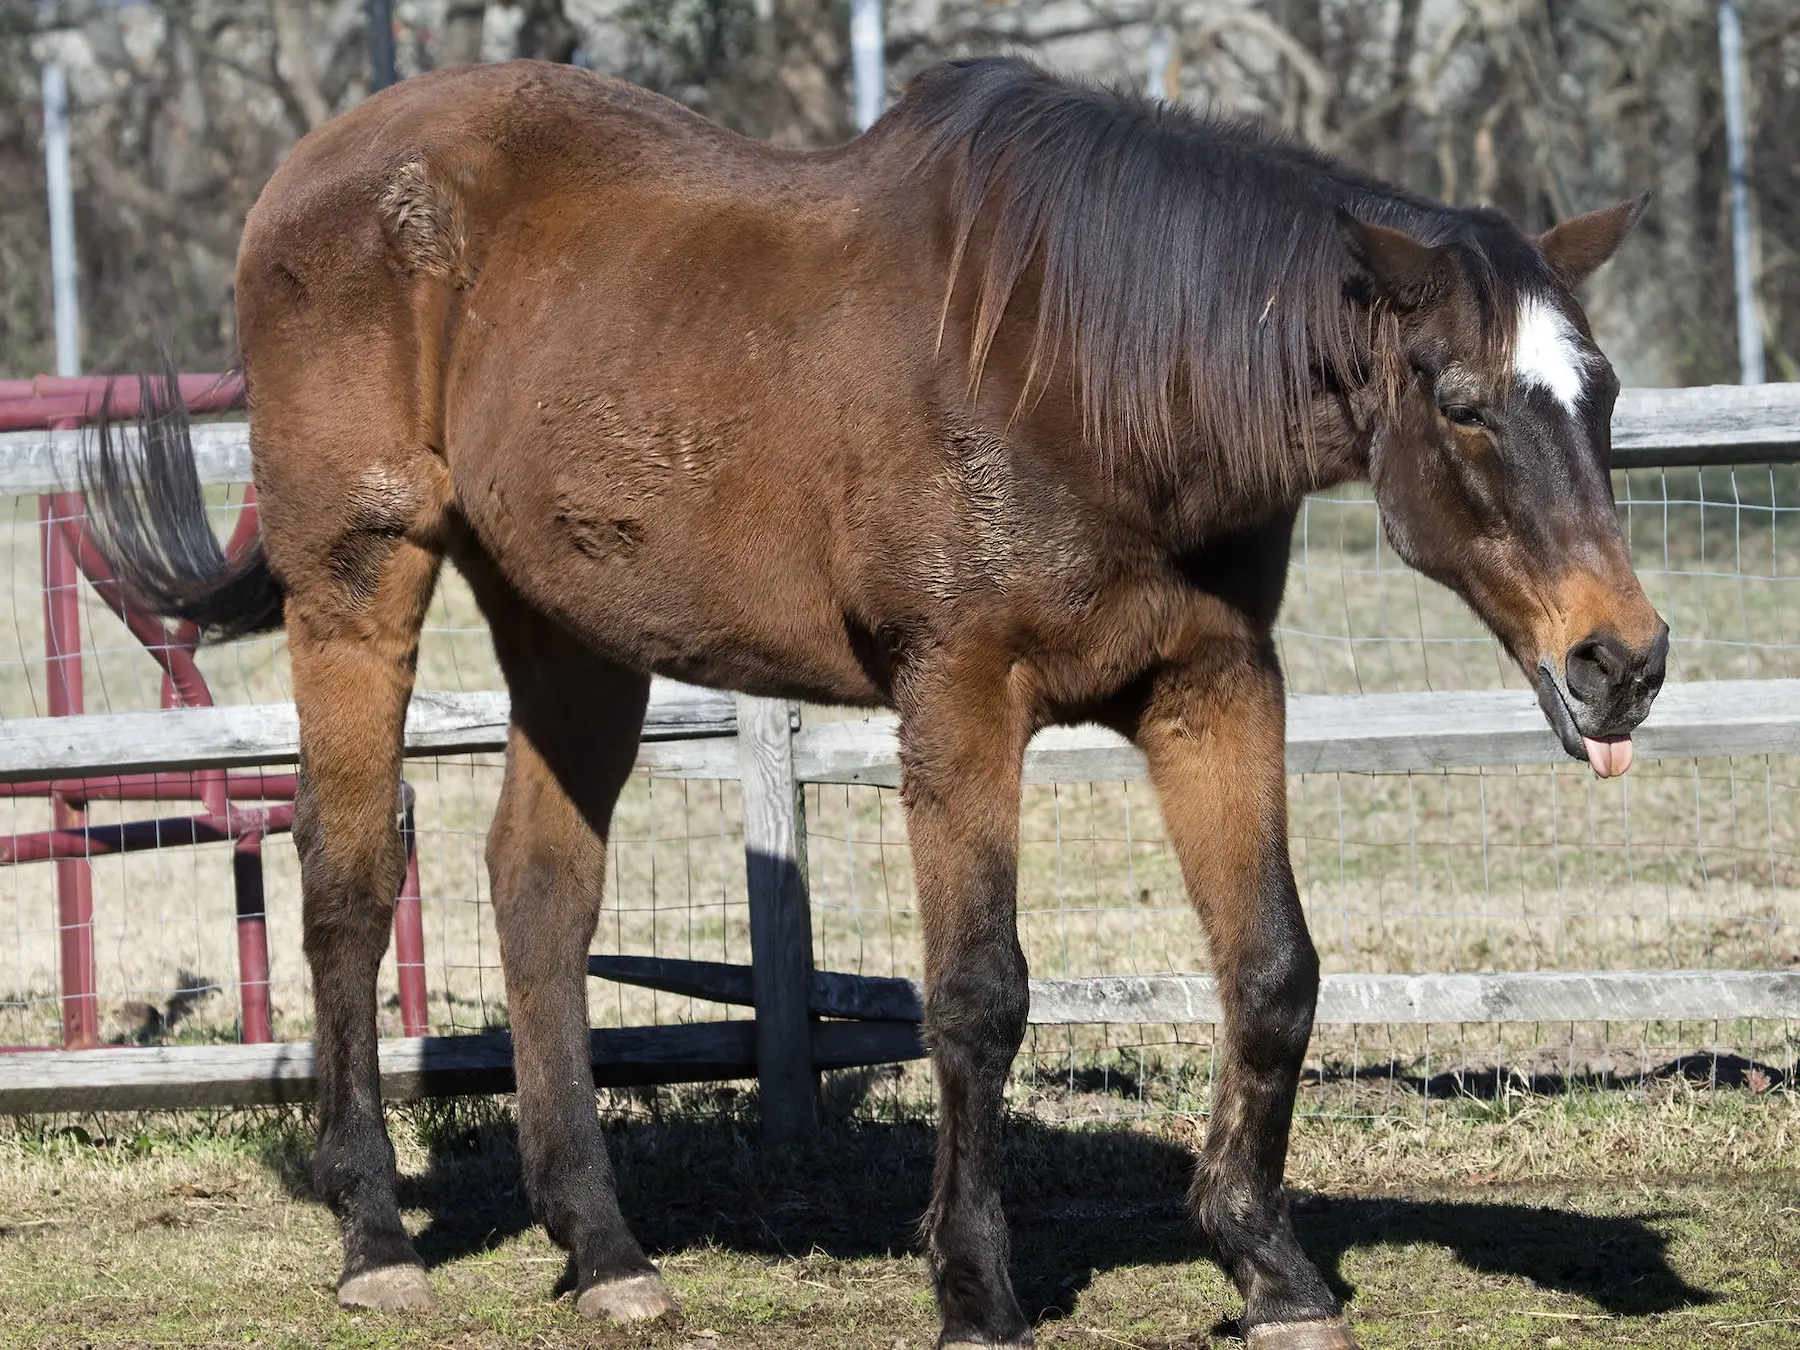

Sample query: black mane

[899,57,1544,483]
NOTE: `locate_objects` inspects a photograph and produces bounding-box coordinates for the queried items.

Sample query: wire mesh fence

[0,452,1795,1119]
[1281,466,1800,694]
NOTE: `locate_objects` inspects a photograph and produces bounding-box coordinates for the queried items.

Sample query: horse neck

[1140,378,1382,549]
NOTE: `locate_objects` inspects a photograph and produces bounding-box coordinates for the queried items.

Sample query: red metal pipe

[0,772,298,802]
[0,372,241,402]
[42,492,96,1049]
[0,803,295,864]
[0,380,431,1057]
[0,374,243,430]
[223,485,261,558]
[395,787,428,1037]
[57,504,231,819]
[58,509,213,710]
[233,834,273,1044]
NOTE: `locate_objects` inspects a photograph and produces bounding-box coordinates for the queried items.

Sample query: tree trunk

[768,0,851,146]
[515,0,577,64]
[271,0,333,129]
[711,0,852,147]
[1379,0,1422,182]
[442,0,487,67]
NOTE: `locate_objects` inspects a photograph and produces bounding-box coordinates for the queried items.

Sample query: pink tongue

[1583,735,1634,778]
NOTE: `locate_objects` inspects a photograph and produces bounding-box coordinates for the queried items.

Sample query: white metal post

[1146,26,1174,100]
[1718,1,1764,385]
[368,0,398,92]
[851,0,884,132]
[42,63,80,379]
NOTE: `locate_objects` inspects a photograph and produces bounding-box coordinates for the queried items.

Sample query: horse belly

[568,554,881,706]
[451,434,884,705]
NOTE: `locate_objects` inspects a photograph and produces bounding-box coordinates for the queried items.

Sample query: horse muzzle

[1535,623,1669,778]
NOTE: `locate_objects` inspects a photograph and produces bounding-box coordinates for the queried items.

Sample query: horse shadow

[264,1075,1718,1327]
[1337,1049,1795,1100]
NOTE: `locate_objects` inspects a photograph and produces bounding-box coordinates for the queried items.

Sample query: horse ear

[1536,191,1652,290]
[1336,209,1445,311]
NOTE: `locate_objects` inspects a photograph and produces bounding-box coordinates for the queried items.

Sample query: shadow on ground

[1317,1050,1796,1100]
[265,1083,1717,1328]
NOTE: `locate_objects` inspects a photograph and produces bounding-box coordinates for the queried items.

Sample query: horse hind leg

[458,549,673,1322]
[275,448,448,1310]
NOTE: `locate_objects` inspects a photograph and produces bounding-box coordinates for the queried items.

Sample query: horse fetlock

[575,1270,677,1323]
[1192,1180,1338,1327]
[1237,1241,1343,1338]
[1190,1167,1266,1244]
[313,1168,387,1228]
[337,1264,436,1313]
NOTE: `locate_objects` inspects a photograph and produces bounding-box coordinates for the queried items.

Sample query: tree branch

[270,0,333,131]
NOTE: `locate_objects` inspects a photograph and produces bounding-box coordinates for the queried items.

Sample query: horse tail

[80,367,287,642]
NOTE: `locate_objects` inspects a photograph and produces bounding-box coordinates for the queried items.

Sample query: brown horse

[87,57,1666,1350]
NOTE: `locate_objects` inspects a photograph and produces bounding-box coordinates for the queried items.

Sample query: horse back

[231,61,1260,715]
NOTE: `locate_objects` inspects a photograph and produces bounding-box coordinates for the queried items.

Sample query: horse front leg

[901,665,1034,1348]
[1130,646,1353,1350]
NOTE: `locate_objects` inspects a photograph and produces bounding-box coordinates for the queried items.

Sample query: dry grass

[0,1083,1795,1348]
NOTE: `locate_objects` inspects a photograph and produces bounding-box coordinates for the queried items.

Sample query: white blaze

[1512,294,1591,413]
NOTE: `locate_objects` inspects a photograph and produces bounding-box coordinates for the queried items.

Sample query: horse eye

[1440,403,1484,429]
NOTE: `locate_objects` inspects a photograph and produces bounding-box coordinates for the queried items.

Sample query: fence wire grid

[0,461,1795,1118]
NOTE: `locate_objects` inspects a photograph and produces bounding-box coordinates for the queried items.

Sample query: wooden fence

[1,382,1799,1133]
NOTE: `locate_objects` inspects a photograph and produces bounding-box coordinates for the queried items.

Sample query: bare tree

[2,0,1796,383]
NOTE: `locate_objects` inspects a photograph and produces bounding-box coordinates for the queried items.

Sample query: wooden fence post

[735,695,817,1143]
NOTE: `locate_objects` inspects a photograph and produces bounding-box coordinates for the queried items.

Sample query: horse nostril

[1565,634,1628,705]
[1640,623,1670,695]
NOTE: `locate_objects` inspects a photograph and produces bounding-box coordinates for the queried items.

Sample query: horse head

[1340,195,1667,777]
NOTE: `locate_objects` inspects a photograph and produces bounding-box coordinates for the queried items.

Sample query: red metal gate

[0,374,428,1048]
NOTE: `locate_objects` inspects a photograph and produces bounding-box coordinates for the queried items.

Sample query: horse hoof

[576,1271,678,1323]
[1245,1317,1358,1350]
[337,1264,436,1312]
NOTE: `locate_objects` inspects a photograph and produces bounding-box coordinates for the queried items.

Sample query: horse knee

[1239,938,1318,1064]
[926,938,1029,1072]
[486,809,604,910]
[1228,877,1320,1070]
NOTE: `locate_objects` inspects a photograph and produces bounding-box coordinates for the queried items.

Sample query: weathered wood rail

[1,382,1797,1123]
[5,676,1800,1119]
[4,965,1793,1113]
[4,678,1799,785]
[588,955,1800,1026]
[0,1021,926,1114]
